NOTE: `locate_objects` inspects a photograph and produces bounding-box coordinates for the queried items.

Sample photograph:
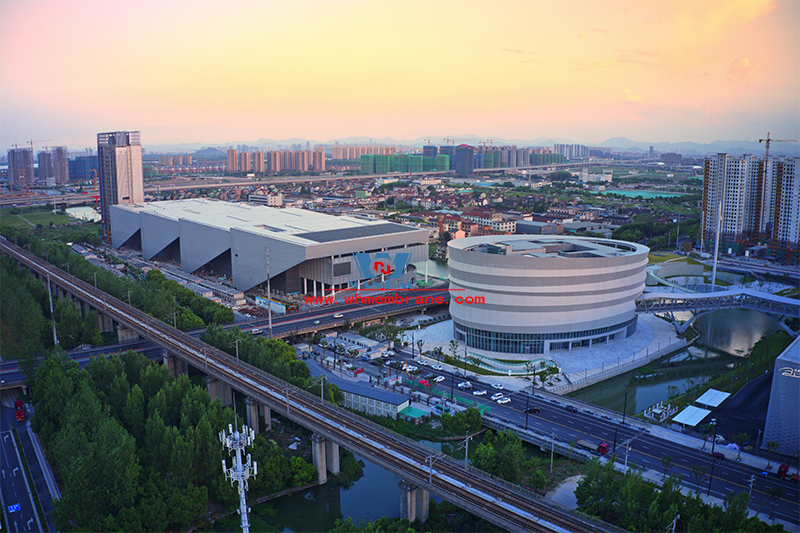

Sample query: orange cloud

[623,88,642,102]
[725,57,765,83]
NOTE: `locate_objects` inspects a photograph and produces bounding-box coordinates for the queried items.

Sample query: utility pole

[231,339,241,361]
[464,434,472,468]
[707,419,718,497]
[747,474,756,501]
[265,243,273,338]
[550,432,556,473]
[622,391,629,425]
[220,424,257,533]
[47,274,58,346]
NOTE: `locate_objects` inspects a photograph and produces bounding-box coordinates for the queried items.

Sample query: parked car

[473,389,487,396]
[497,397,511,405]
[354,368,364,375]
[490,392,505,401]
[491,383,504,390]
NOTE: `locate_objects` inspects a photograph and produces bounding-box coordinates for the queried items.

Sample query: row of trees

[1,229,234,332]
[31,350,320,531]
[612,213,700,249]
[470,430,547,489]
[576,456,785,532]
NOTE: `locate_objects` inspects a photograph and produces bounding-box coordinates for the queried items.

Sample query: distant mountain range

[146,135,799,157]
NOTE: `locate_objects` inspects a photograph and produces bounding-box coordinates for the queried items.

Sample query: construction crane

[442,137,454,146]
[759,132,797,159]
[424,138,431,145]
[28,139,52,151]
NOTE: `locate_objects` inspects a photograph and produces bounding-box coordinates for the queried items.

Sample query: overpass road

[1,238,617,533]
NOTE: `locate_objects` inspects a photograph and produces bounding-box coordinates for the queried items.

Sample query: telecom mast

[220,424,258,533]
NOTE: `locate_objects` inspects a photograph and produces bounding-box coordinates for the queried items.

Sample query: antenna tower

[220,423,258,533]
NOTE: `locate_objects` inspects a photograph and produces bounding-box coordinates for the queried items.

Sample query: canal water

[569,309,782,413]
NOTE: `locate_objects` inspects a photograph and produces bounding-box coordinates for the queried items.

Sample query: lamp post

[707,419,718,496]
[622,391,629,425]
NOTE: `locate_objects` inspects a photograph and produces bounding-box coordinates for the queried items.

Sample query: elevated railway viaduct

[1,238,619,533]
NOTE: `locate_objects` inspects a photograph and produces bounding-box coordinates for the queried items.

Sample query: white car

[431,364,443,371]
[419,360,429,366]
[472,389,487,396]
[490,392,504,401]
[457,381,472,390]
[433,375,445,383]
[406,365,418,372]
[491,383,504,390]
[497,397,511,405]
[333,313,344,318]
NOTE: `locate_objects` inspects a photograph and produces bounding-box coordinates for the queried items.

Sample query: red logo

[372,261,393,276]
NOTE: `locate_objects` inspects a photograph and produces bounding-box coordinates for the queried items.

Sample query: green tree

[732,432,750,461]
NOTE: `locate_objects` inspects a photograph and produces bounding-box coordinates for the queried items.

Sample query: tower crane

[759,132,797,158]
[442,137,453,145]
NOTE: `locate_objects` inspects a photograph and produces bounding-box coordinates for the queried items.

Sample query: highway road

[0,401,42,533]
[385,347,800,526]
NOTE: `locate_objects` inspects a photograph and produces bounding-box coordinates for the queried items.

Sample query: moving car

[333,313,344,318]
[565,405,578,413]
[525,406,541,414]
[490,392,504,401]
[497,397,511,405]
[710,451,726,460]
[457,381,472,390]
[418,360,429,366]
[491,383,504,390]
[313,320,320,325]
[473,389,487,396]
[433,375,445,383]
[431,364,443,371]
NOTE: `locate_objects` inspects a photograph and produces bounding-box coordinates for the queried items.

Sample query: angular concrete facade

[448,236,649,355]
[763,336,800,454]
[111,199,428,293]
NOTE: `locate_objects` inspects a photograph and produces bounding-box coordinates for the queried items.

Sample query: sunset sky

[2,0,798,149]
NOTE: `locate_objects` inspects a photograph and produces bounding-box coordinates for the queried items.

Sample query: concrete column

[162,352,188,378]
[204,376,232,406]
[245,397,260,435]
[325,440,340,474]
[260,404,272,431]
[313,280,317,297]
[415,487,429,523]
[398,480,417,523]
[311,433,327,484]
[117,326,139,343]
[398,481,429,523]
[97,312,114,333]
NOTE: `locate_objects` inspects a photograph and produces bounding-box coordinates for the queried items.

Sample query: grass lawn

[648,253,684,263]
[0,213,33,229]
[0,210,72,228]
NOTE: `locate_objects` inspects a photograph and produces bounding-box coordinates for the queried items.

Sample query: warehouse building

[448,235,649,356]
[111,199,428,293]
[762,335,800,454]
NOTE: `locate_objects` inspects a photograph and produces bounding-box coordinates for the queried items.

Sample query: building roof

[115,198,420,247]
[695,389,731,408]
[672,405,711,427]
[337,380,411,405]
[452,235,648,259]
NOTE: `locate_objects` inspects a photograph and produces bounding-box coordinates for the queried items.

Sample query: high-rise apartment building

[252,151,265,173]
[313,148,325,173]
[52,146,70,184]
[38,150,54,182]
[267,151,281,174]
[702,154,799,261]
[239,152,251,172]
[69,155,99,181]
[422,145,438,158]
[98,131,143,241]
[455,145,475,178]
[8,148,35,187]
[227,149,238,173]
[554,144,590,159]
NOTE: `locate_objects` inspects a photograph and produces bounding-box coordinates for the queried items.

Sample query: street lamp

[622,391,629,425]
[707,419,718,497]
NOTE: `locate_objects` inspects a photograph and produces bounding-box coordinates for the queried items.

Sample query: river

[569,309,783,413]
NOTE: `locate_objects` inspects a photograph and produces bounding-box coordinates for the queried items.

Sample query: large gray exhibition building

[111,199,428,293]
[448,235,649,355]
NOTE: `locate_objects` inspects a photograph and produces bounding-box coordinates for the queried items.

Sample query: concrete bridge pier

[203,376,232,406]
[97,312,114,333]
[245,396,260,434]
[261,404,272,431]
[162,352,188,378]
[312,433,327,484]
[117,326,139,343]
[325,439,340,474]
[399,480,429,523]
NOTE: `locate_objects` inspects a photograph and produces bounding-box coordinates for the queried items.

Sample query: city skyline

[1,0,798,149]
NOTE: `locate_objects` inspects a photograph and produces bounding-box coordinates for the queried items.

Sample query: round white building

[448,235,649,355]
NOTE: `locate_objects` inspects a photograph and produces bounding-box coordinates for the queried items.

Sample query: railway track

[2,238,618,533]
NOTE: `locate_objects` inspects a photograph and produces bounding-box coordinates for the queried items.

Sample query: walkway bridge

[635,289,800,334]
[0,238,618,533]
